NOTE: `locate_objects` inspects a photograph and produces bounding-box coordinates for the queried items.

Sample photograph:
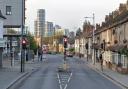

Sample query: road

[17,54,122,89]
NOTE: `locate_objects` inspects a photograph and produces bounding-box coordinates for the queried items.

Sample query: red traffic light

[63,38,68,48]
[22,39,27,44]
[64,38,67,42]
[22,38,28,49]
[22,40,26,44]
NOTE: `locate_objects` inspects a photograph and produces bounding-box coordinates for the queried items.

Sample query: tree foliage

[119,48,128,57]
[69,48,75,52]
[27,33,38,54]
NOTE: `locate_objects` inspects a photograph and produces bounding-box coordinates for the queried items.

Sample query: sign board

[0,38,5,47]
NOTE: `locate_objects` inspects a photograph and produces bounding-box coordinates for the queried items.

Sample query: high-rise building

[34,9,45,46]
[54,25,61,30]
[69,31,75,38]
[37,9,45,36]
[34,20,38,37]
[45,21,54,37]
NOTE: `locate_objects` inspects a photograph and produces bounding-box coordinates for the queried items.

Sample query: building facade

[0,10,6,67]
[45,21,54,37]
[34,9,45,46]
[0,0,23,28]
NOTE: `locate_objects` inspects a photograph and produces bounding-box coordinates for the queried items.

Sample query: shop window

[122,55,128,68]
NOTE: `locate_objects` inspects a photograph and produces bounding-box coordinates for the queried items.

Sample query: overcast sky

[26,0,127,32]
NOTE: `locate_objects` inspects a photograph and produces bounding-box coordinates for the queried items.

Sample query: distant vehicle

[42,45,49,53]
[66,51,73,57]
[51,51,56,55]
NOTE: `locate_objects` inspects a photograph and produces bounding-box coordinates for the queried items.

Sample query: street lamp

[84,13,95,65]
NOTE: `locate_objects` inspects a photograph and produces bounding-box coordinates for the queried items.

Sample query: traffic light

[85,43,88,49]
[64,37,68,48]
[22,38,27,49]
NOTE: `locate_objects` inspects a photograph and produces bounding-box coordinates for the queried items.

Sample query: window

[6,6,12,15]
[112,29,115,35]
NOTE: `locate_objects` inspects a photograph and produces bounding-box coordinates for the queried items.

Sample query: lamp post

[84,13,95,65]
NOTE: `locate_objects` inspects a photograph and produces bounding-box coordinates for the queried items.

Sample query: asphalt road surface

[17,54,122,89]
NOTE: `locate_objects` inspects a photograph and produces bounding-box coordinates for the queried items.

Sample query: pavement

[0,55,42,89]
[74,56,128,89]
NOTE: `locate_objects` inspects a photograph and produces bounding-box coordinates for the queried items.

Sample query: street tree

[27,33,38,54]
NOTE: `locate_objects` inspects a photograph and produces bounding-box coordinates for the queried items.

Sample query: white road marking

[57,73,63,89]
[61,78,68,81]
[64,84,67,89]
[60,85,62,89]
[57,73,61,84]
[57,72,73,89]
[68,73,72,83]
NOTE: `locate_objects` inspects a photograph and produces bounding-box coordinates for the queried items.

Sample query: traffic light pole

[63,36,67,62]
[64,48,66,62]
[87,48,88,62]
[21,0,25,72]
[9,37,13,66]
[63,36,68,71]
